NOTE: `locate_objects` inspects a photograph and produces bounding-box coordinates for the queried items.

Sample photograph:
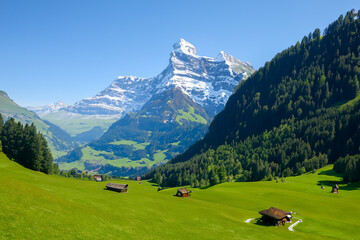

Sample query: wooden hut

[332,186,338,194]
[106,183,128,193]
[176,188,192,197]
[136,176,141,181]
[93,175,103,182]
[259,207,292,226]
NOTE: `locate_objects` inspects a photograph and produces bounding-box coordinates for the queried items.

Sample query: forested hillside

[0,114,58,174]
[144,10,360,187]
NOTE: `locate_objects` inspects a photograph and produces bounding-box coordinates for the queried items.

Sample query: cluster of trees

[144,10,360,187]
[334,154,360,182]
[59,168,112,181]
[0,114,59,174]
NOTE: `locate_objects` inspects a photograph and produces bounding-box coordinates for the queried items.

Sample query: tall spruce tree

[0,113,3,150]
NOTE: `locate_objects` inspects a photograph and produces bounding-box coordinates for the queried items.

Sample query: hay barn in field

[259,207,292,226]
[106,183,128,193]
[93,175,103,182]
[176,188,192,197]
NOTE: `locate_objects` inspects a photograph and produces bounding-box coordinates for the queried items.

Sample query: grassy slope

[1,152,359,240]
[176,106,208,125]
[110,140,150,149]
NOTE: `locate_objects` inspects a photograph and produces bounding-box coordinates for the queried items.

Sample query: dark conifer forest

[144,10,360,187]
[0,114,58,174]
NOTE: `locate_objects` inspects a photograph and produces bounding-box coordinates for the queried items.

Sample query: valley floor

[0,152,359,239]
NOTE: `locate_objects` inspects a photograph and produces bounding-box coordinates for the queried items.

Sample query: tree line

[334,154,360,182]
[0,114,59,174]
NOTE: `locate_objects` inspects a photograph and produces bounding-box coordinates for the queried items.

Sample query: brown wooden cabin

[332,186,338,194]
[106,183,128,193]
[259,207,292,226]
[93,175,103,182]
[176,188,192,197]
[136,176,141,181]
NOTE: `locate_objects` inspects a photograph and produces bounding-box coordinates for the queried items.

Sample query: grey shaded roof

[259,207,290,220]
[177,188,192,194]
[106,183,128,190]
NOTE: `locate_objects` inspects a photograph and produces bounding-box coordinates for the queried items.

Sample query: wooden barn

[176,188,192,197]
[136,176,141,181]
[106,183,128,193]
[93,175,103,182]
[259,207,292,226]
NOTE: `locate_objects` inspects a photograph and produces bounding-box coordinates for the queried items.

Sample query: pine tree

[0,113,3,150]
[40,136,54,174]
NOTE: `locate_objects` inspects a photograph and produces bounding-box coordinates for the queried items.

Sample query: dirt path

[288,219,302,231]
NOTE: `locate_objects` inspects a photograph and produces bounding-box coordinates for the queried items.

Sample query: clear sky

[1,0,359,107]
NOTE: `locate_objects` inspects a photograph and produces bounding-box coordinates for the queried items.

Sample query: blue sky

[1,0,359,106]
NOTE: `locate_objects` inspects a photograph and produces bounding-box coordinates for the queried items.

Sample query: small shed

[259,207,292,226]
[176,188,192,197]
[106,183,128,193]
[93,175,103,182]
[136,176,141,181]
[332,186,339,194]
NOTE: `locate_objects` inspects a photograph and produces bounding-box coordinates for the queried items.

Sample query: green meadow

[0,152,359,240]
[58,143,169,171]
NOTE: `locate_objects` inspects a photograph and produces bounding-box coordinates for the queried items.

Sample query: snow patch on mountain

[27,101,68,117]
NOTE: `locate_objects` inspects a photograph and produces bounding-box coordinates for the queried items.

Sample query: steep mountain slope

[145,10,360,187]
[56,88,210,175]
[0,90,77,158]
[55,39,254,174]
[29,39,254,144]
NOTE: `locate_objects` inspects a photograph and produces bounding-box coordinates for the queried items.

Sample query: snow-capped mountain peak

[29,39,255,119]
[26,101,68,117]
[173,38,197,55]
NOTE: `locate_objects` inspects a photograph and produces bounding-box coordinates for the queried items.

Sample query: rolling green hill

[0,90,77,158]
[1,152,359,239]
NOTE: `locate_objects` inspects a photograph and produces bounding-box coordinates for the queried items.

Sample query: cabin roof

[106,183,128,190]
[259,207,291,220]
[177,188,192,194]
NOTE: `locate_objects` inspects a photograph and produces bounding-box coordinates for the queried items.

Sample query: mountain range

[53,39,255,175]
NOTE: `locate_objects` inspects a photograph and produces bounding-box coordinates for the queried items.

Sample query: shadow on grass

[254,218,275,227]
[318,169,342,177]
[318,180,360,191]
